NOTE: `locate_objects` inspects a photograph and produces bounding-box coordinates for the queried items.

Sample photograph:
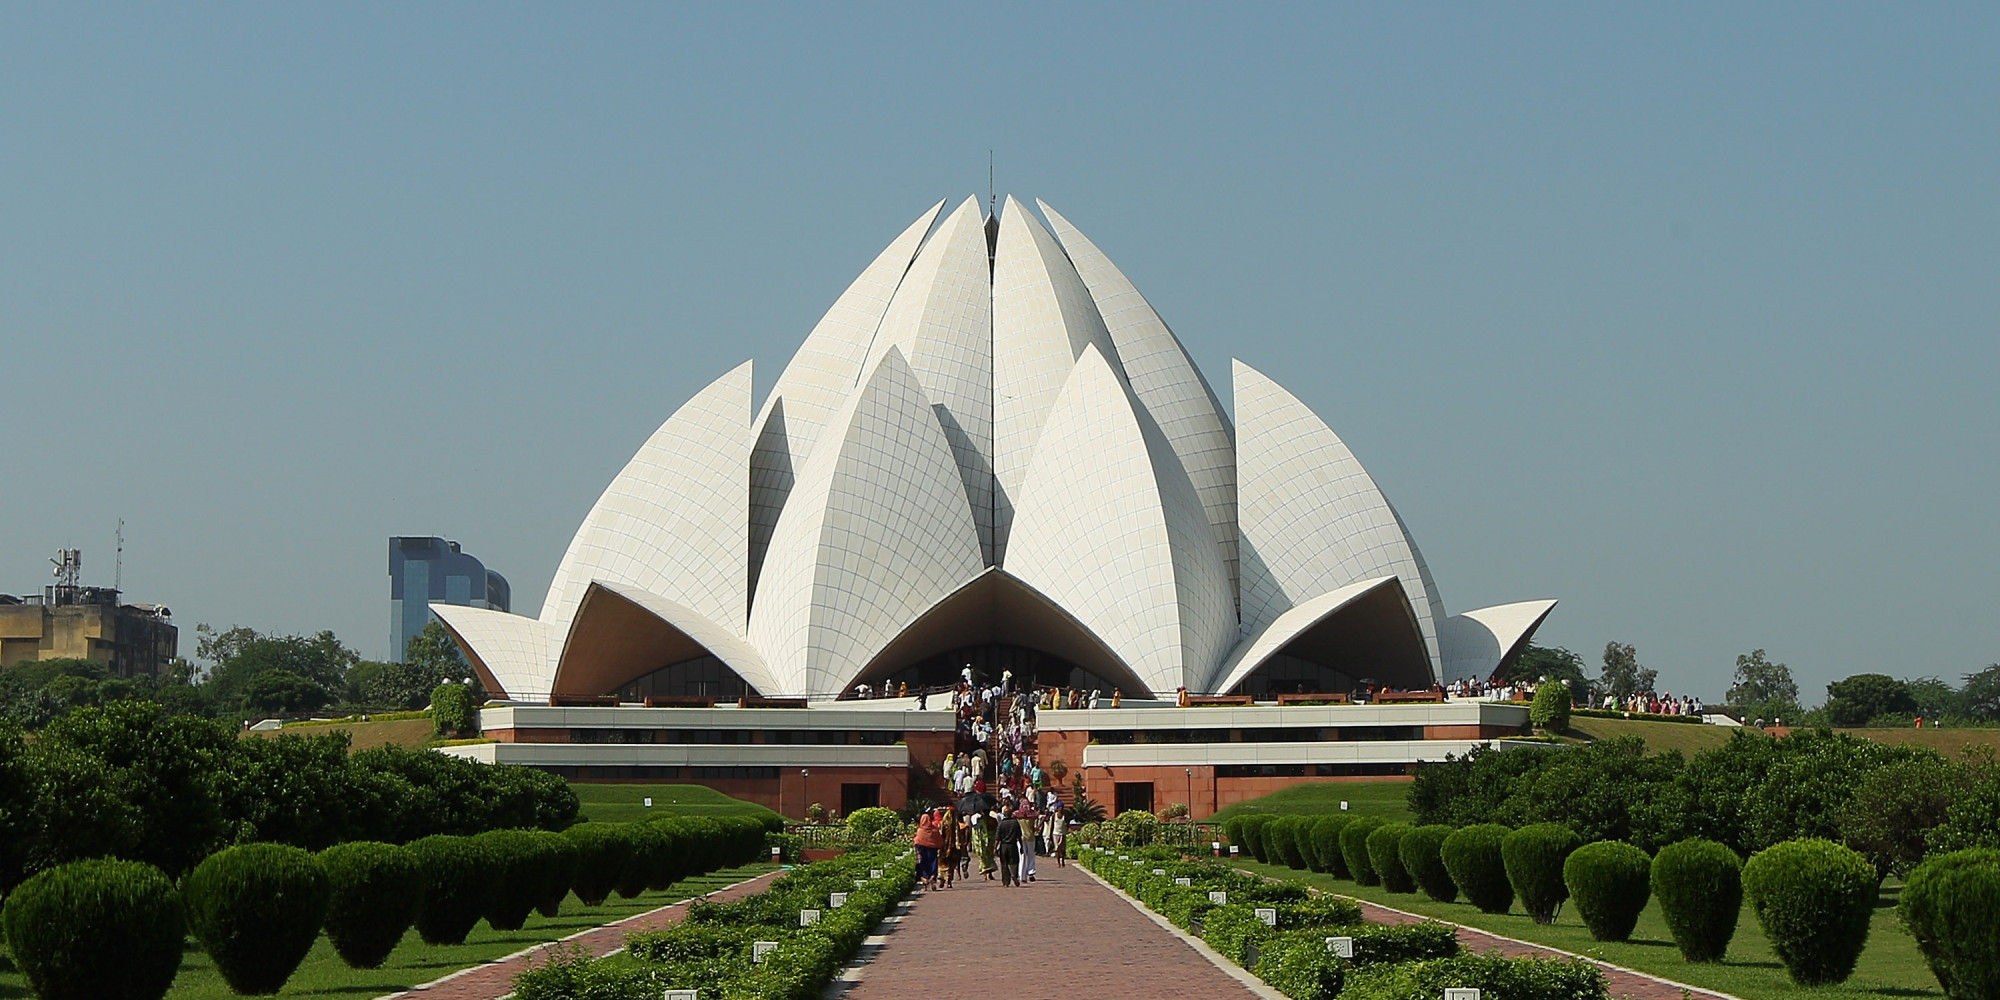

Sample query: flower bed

[513,844,917,1000]
[1073,844,1606,1000]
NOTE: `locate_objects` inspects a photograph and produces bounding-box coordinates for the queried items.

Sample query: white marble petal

[749,347,987,696]
[430,603,551,702]
[1439,600,1559,683]
[1007,345,1235,695]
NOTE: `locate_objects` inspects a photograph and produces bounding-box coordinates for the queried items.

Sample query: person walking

[1047,802,1068,866]
[913,810,944,889]
[936,807,961,887]
[994,809,1023,887]
[973,808,997,879]
[1015,803,1039,883]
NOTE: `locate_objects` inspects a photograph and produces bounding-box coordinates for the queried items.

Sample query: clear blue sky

[4,4,1994,701]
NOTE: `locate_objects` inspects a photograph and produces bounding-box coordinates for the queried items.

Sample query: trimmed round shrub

[1368,823,1417,893]
[1742,838,1877,986]
[1563,841,1652,942]
[1651,838,1742,962]
[407,834,493,945]
[612,823,664,899]
[565,822,634,907]
[478,829,545,930]
[1221,816,1245,854]
[643,818,691,889]
[1341,816,1388,886]
[1531,681,1572,732]
[675,815,728,873]
[1272,816,1310,869]
[1311,815,1354,878]
[1400,824,1458,902]
[1502,823,1581,924]
[0,858,184,1000]
[182,843,331,995]
[1900,848,2000,1000]
[1443,824,1514,913]
[318,841,422,969]
[1239,814,1275,862]
[846,806,900,842]
[529,830,582,917]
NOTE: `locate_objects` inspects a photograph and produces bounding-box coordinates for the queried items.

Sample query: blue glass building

[388,536,509,663]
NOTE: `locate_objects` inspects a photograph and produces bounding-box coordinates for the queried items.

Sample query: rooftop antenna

[115,518,124,592]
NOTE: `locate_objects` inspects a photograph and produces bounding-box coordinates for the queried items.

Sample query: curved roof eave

[1208,575,1412,695]
[429,603,550,703]
[556,579,780,698]
[1438,599,1559,683]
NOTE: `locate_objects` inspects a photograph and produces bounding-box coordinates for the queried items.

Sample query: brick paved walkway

[379,869,780,1000]
[1328,895,1744,1000]
[831,863,1273,1000]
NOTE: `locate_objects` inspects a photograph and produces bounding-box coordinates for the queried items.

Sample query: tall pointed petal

[749,347,986,696]
[1234,360,1447,679]
[865,197,996,563]
[1007,345,1235,695]
[1208,577,1430,695]
[553,580,779,698]
[1038,199,1240,592]
[749,201,945,590]
[990,195,1120,563]
[543,361,752,681]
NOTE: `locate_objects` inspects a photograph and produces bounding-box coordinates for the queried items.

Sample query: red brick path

[379,870,780,1000]
[832,863,1273,999]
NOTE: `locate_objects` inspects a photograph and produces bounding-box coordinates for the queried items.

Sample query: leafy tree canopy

[1825,673,1919,726]
[1598,641,1658,700]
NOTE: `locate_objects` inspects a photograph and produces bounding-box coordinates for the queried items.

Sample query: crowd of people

[911,797,1068,890]
[1600,690,1705,716]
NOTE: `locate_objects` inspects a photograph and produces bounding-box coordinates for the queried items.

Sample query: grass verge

[1231,857,1938,1000]
[0,865,772,1000]
[1209,780,1416,824]
[570,782,784,824]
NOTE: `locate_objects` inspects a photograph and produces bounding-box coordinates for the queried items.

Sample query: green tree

[1825,673,1918,726]
[242,670,331,717]
[1961,664,2000,721]
[1508,645,1590,702]
[1905,676,1964,721]
[1598,642,1657,701]
[1837,752,1972,881]
[200,628,358,717]
[1726,650,1800,720]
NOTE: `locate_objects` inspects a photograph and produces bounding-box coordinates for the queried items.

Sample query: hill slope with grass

[1209,781,1414,823]
[570,783,783,824]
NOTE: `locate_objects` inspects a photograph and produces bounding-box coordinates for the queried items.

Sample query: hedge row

[1226,813,1925,989]
[0,814,782,1000]
[513,845,919,1000]
[1078,844,1604,1000]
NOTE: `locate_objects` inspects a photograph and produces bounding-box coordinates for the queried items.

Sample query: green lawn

[1233,858,1939,1000]
[569,783,783,824]
[1563,716,1740,756]
[0,865,771,1000]
[1210,781,1415,823]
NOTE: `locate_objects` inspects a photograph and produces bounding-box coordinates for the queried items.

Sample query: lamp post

[799,768,809,824]
[1185,767,1193,821]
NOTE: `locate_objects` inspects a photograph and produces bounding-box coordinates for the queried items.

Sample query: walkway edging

[1079,865,1288,1000]
[376,868,783,999]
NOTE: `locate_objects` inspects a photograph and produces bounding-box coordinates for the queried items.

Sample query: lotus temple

[434,196,1554,818]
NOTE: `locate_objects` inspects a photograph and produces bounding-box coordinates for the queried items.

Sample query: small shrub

[1399,824,1457,903]
[1368,823,1417,893]
[1115,809,1162,847]
[565,822,633,907]
[1311,814,1354,878]
[845,806,900,842]
[612,823,665,899]
[1563,840,1652,942]
[1341,817,1388,886]
[1255,930,1347,1000]
[1531,681,1572,732]
[478,829,545,930]
[1239,814,1274,862]
[528,830,581,917]
[182,843,331,995]
[1278,895,1365,929]
[430,682,478,738]
[1900,848,2000,1000]
[1443,824,1513,913]
[1270,816,1308,869]
[0,858,184,1000]
[407,834,493,945]
[1342,953,1607,1000]
[1222,816,1245,853]
[1742,838,1877,985]
[318,841,422,969]
[1651,837,1742,962]
[1202,904,1274,966]
[1348,921,1463,964]
[1502,823,1580,924]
